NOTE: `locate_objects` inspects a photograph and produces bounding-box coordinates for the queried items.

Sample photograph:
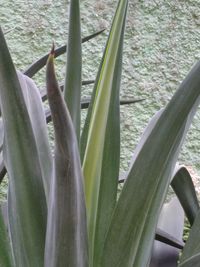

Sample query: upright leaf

[93,13,127,267]
[100,60,200,267]
[0,27,47,267]
[81,0,128,264]
[45,47,88,267]
[17,71,53,200]
[64,0,82,141]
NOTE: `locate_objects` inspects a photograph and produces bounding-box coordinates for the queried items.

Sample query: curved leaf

[0,27,47,267]
[171,165,199,225]
[100,59,200,267]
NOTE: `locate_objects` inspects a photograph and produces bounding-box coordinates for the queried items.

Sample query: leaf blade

[64,0,82,141]
[0,27,47,267]
[44,49,88,267]
[171,165,199,225]
[100,61,200,267]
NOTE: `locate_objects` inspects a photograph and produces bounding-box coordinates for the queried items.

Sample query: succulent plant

[0,0,200,266]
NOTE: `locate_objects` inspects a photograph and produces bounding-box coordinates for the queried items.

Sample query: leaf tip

[50,42,55,56]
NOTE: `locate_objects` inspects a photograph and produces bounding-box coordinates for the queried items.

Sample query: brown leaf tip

[50,42,55,56]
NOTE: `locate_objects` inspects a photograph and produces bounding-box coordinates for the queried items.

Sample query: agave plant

[0,0,200,266]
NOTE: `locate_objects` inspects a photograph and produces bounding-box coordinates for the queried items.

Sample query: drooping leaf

[81,0,128,264]
[150,198,184,267]
[64,0,82,141]
[100,60,200,267]
[24,29,104,77]
[0,27,47,267]
[179,210,200,266]
[44,47,88,267]
[171,165,199,225]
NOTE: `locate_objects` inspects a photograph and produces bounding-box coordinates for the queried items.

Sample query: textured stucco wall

[1,0,200,174]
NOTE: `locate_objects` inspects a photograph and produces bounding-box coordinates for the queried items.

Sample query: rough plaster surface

[1,0,200,179]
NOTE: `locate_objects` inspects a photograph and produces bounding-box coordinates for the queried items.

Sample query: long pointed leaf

[171,165,199,225]
[44,48,88,267]
[93,10,127,267]
[100,60,200,267]
[64,0,82,141]
[82,0,128,264]
[0,27,47,267]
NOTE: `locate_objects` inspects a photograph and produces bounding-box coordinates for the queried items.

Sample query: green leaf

[0,208,14,267]
[171,165,199,225]
[41,80,95,102]
[179,253,200,267]
[24,29,105,78]
[100,60,200,267]
[93,11,127,267]
[150,198,184,267]
[17,71,53,200]
[81,0,128,264]
[44,48,88,267]
[179,210,200,266]
[0,27,47,267]
[64,0,82,141]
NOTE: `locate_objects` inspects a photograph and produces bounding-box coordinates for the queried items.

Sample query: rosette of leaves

[0,0,200,266]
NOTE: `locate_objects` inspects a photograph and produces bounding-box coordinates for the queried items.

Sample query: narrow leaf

[171,165,199,225]
[81,0,128,264]
[93,11,127,267]
[64,0,82,141]
[44,47,88,267]
[100,60,200,267]
[0,27,47,267]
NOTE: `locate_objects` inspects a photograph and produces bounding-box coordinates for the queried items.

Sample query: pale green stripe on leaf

[93,12,127,267]
[82,0,128,263]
